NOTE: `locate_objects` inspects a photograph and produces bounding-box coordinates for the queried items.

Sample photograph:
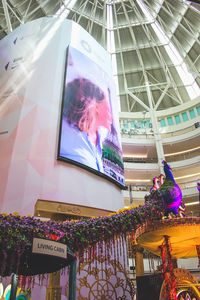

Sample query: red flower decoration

[50,234,59,241]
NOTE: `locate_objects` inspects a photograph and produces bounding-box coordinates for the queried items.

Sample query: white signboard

[32,238,67,259]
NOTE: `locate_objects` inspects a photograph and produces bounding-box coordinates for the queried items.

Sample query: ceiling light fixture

[123,154,148,158]
[125,179,151,183]
[185,201,199,206]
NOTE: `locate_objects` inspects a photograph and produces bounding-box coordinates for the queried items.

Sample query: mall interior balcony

[120,99,200,217]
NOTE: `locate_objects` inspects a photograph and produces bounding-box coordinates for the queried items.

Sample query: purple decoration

[160,161,182,216]
[162,160,175,182]
[145,160,183,217]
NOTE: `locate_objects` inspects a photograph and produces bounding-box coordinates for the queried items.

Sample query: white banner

[32,238,67,259]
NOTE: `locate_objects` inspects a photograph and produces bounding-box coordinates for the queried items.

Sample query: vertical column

[135,246,144,300]
[129,185,133,206]
[68,259,77,300]
[46,271,62,300]
[145,75,165,173]
[149,108,165,173]
[135,246,144,277]
[2,0,13,32]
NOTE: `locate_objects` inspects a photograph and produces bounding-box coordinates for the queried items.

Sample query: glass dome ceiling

[0,0,200,113]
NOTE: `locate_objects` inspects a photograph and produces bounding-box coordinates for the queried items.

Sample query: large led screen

[58,45,125,188]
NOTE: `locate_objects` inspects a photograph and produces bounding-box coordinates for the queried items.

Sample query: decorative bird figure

[150,177,160,192]
[158,173,165,186]
[145,177,161,203]
[158,160,183,217]
[145,161,185,218]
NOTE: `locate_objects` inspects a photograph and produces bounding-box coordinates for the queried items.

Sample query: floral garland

[0,198,164,276]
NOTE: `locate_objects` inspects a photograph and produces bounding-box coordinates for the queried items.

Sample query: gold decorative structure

[136,218,200,258]
[160,268,200,300]
[74,255,135,300]
[135,218,200,300]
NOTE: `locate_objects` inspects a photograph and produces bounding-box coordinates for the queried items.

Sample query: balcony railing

[166,149,200,162]
[125,180,200,193]
[123,149,200,164]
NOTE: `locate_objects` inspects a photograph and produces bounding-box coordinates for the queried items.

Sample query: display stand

[135,217,200,300]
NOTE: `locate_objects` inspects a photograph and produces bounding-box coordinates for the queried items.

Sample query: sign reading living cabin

[32,238,67,259]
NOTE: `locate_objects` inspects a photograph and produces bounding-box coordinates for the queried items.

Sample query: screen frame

[57,46,125,190]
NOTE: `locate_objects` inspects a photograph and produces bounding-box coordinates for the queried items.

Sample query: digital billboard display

[58,45,125,188]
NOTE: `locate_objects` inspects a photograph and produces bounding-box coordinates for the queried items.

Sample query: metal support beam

[145,77,165,172]
[126,87,149,111]
[154,84,169,110]
[2,0,12,33]
[76,0,88,24]
[23,0,33,23]
[6,2,23,24]
[101,1,107,48]
[88,0,98,34]
[113,3,130,111]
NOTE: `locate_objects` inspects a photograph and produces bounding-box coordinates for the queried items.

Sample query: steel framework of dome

[0,0,199,113]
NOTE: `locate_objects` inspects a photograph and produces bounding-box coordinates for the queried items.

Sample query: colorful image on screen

[58,45,125,187]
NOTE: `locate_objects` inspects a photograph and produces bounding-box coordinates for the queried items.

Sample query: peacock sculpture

[145,160,185,218]
[150,176,160,192]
